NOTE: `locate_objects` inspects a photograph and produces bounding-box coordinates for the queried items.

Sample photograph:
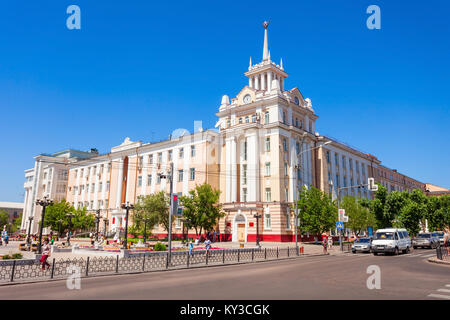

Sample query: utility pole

[35,196,53,254]
[159,162,174,264]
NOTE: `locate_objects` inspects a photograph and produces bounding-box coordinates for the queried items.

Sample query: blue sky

[1,0,449,202]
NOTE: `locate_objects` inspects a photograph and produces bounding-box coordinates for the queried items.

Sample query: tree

[296,186,337,235]
[341,196,376,236]
[396,189,427,235]
[371,184,388,228]
[426,196,445,231]
[44,200,73,233]
[0,210,9,228]
[133,192,167,233]
[180,183,225,238]
[384,191,409,227]
[71,206,95,231]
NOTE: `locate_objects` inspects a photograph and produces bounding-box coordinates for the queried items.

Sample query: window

[264,211,272,229]
[175,217,181,228]
[297,168,302,180]
[244,141,247,161]
[265,188,271,202]
[356,161,360,172]
[284,163,288,176]
[283,138,288,152]
[239,118,242,124]
[252,114,256,122]
[296,142,300,155]
[106,181,110,191]
[326,151,330,164]
[157,175,161,184]
[139,156,144,168]
[265,111,270,124]
[265,137,270,152]
[168,150,173,161]
[342,156,346,169]
[191,145,196,157]
[300,120,303,129]
[362,164,366,175]
[43,172,47,180]
[227,119,231,127]
[98,200,101,209]
[157,153,162,163]
[99,182,103,192]
[242,188,247,202]
[243,164,247,184]
[147,174,152,185]
[138,176,142,187]
[349,159,353,171]
[178,170,183,182]
[295,118,299,127]
[343,177,347,187]
[286,208,291,229]
[245,116,249,123]
[149,154,153,164]
[90,201,94,209]
[283,111,287,124]
[82,185,86,192]
[107,163,111,173]
[336,175,340,187]
[265,162,271,176]
[189,168,195,181]
[335,153,339,166]
[91,183,95,193]
[179,148,184,159]
[285,188,289,202]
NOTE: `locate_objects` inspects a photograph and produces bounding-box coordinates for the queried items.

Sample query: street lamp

[253,212,262,247]
[181,218,191,244]
[67,212,74,246]
[121,202,134,249]
[94,209,101,241]
[35,196,53,254]
[142,217,151,244]
[103,217,109,237]
[27,216,33,245]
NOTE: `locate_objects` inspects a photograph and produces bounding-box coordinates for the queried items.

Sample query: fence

[436,245,449,261]
[0,247,307,284]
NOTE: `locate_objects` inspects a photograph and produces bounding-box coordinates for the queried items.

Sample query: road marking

[428,293,450,300]
[446,284,450,288]
[437,289,450,293]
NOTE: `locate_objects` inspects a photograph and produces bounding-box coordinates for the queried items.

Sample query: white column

[141,155,148,196]
[289,137,296,202]
[305,115,310,132]
[261,72,266,91]
[225,138,232,202]
[115,159,124,209]
[231,138,237,202]
[94,165,99,209]
[183,144,190,196]
[246,132,260,201]
[268,71,272,92]
[101,163,107,207]
[249,77,252,88]
[255,75,260,90]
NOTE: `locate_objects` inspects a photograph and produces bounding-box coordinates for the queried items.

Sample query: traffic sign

[336,221,344,229]
[368,177,378,191]
[338,209,348,222]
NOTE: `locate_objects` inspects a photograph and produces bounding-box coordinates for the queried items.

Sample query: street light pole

[253,212,261,247]
[27,216,33,245]
[143,218,149,244]
[35,196,53,254]
[159,162,174,264]
[121,202,134,249]
[67,212,74,246]
[95,209,101,241]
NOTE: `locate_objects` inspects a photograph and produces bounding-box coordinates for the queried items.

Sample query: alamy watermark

[366,265,381,290]
[366,5,381,30]
[66,5,81,30]
[66,265,81,290]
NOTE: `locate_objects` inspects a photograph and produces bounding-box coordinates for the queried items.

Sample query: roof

[0,202,24,209]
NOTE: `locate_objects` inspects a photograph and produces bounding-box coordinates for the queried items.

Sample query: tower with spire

[245,21,287,92]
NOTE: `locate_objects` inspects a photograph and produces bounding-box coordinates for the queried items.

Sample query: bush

[12,253,23,259]
[154,242,167,251]
[2,255,11,260]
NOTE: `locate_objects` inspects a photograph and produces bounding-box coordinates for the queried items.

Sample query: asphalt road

[0,249,448,300]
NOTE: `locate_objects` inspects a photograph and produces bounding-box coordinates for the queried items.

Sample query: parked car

[372,228,411,255]
[352,238,372,253]
[412,233,439,249]
[433,231,445,246]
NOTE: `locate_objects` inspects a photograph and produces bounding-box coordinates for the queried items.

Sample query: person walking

[4,234,8,247]
[217,229,221,243]
[322,234,328,255]
[40,239,51,270]
[188,241,194,255]
[212,231,217,243]
[204,238,211,258]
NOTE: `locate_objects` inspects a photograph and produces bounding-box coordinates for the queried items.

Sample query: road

[0,249,447,300]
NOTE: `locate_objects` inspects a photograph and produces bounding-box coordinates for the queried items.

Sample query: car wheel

[373,252,378,256]
[394,247,399,255]
[406,246,410,254]
[413,246,417,249]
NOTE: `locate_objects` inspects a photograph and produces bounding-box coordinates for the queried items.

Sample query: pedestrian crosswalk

[428,285,450,300]
[402,252,436,258]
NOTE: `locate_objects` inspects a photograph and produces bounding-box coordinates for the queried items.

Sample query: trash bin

[240,243,244,248]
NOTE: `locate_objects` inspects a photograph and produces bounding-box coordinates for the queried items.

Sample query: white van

[372,228,411,255]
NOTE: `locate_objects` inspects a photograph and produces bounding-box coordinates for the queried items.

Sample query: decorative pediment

[289,87,306,106]
[236,86,257,105]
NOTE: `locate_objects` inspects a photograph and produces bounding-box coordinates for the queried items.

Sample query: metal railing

[436,245,449,261]
[0,247,311,284]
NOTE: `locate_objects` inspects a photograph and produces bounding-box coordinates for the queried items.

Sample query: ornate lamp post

[95,209,101,241]
[121,202,134,249]
[103,217,109,237]
[67,212,74,246]
[35,196,53,254]
[253,212,262,247]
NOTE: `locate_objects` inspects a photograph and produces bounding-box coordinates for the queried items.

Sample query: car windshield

[357,238,370,243]
[435,232,444,237]
[375,232,394,240]
[418,234,431,238]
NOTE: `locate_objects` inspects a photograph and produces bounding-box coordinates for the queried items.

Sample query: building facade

[23,23,431,241]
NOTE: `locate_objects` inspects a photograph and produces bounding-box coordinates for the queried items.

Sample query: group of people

[205,230,220,243]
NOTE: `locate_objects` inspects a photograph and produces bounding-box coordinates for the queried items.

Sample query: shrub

[12,253,23,259]
[154,242,167,251]
[2,255,11,260]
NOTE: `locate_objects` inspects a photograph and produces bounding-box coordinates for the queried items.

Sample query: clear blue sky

[1,0,449,202]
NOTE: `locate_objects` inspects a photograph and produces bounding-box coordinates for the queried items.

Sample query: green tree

[426,196,445,231]
[341,196,376,236]
[0,210,9,228]
[180,183,225,238]
[71,206,95,231]
[44,200,73,233]
[396,189,427,235]
[133,192,167,232]
[296,186,337,235]
[371,184,388,228]
[384,191,409,227]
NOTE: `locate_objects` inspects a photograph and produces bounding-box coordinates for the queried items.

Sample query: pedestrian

[213,231,217,243]
[328,236,333,250]
[40,239,51,270]
[217,229,221,242]
[4,234,8,247]
[322,234,328,254]
[207,231,211,241]
[188,241,194,255]
[444,231,449,255]
[204,237,211,256]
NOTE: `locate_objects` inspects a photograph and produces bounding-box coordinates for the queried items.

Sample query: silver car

[352,238,372,253]
[433,231,445,246]
[412,233,439,249]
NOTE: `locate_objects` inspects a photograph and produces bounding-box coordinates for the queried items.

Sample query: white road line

[428,293,450,300]
[446,284,450,288]
[437,289,450,293]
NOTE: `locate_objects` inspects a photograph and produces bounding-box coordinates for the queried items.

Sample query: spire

[280,57,283,70]
[262,21,269,61]
[268,50,271,62]
[249,56,252,68]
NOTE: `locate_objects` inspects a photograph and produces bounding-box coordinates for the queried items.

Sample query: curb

[0,253,328,287]
[427,257,450,266]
